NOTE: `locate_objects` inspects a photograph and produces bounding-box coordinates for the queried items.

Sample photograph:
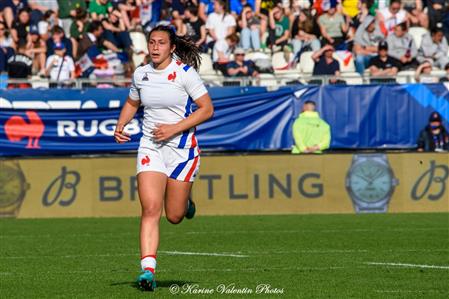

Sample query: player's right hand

[114,124,131,143]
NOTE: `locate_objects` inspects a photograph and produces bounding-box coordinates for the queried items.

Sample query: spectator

[417,27,449,70]
[427,0,448,31]
[417,111,449,152]
[368,40,401,82]
[0,0,29,29]
[267,5,290,50]
[376,0,408,36]
[101,8,132,51]
[206,0,236,47]
[318,2,348,49]
[7,39,32,88]
[11,8,31,44]
[180,6,207,50]
[403,0,428,28]
[0,21,15,73]
[291,9,320,60]
[213,32,239,74]
[70,8,89,58]
[292,100,331,154]
[77,20,105,59]
[28,0,59,25]
[27,24,46,75]
[226,47,258,77]
[354,15,384,75]
[311,44,342,84]
[110,0,135,30]
[57,0,87,38]
[89,0,113,21]
[239,4,261,51]
[415,61,438,83]
[386,22,418,70]
[45,42,75,86]
[46,25,73,58]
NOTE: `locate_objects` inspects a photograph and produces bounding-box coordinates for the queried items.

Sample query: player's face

[148,31,174,67]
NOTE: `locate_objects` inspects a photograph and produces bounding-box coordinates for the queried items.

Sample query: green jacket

[291,111,331,154]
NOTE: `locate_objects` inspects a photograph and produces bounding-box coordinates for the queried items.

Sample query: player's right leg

[137,171,166,291]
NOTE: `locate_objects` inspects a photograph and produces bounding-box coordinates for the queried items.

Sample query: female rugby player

[114,25,214,291]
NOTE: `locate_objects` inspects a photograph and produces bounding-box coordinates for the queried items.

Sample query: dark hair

[18,39,28,49]
[390,0,402,5]
[226,32,240,44]
[304,100,316,106]
[185,5,198,15]
[148,25,202,70]
[88,21,103,33]
[75,7,88,20]
[431,27,444,35]
[52,25,64,35]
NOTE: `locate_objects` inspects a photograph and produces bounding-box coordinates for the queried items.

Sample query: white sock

[141,255,157,273]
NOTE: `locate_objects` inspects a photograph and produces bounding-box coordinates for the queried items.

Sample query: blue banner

[0,84,448,156]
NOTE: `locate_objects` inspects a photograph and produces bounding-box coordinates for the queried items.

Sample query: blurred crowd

[2,0,449,87]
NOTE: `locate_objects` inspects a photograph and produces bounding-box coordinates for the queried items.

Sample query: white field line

[0,248,447,260]
[0,227,447,239]
[159,250,248,258]
[0,251,248,259]
[366,262,449,270]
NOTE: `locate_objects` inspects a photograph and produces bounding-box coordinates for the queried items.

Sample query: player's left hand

[152,124,179,142]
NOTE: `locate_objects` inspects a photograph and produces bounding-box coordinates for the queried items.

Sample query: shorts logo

[141,155,150,166]
[168,71,177,82]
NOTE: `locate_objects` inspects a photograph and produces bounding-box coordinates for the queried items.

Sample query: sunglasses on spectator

[235,54,245,56]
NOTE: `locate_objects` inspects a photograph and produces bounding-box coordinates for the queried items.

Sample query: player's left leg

[164,178,194,224]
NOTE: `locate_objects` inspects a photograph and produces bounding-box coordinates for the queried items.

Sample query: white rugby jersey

[129,58,208,149]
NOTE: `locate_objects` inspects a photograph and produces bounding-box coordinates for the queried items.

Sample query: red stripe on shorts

[184,156,199,182]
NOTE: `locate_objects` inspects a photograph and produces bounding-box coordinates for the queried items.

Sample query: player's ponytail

[148,25,202,71]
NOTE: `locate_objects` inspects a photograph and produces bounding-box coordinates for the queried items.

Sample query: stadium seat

[408,27,428,49]
[396,70,416,83]
[341,72,363,85]
[199,53,216,75]
[299,51,315,74]
[272,52,291,70]
[130,31,148,67]
[258,73,278,87]
[333,51,356,73]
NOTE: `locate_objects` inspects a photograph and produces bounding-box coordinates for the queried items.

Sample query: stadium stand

[1,0,449,87]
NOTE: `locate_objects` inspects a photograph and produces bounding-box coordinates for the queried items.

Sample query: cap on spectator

[54,42,66,51]
[234,48,245,55]
[29,25,39,35]
[429,112,442,123]
[378,40,388,50]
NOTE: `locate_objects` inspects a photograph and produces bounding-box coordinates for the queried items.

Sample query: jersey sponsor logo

[142,73,149,81]
[4,111,44,149]
[141,155,150,166]
[176,60,182,65]
[168,71,177,82]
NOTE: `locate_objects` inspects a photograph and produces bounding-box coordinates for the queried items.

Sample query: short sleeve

[128,72,140,101]
[183,68,208,101]
[225,15,236,27]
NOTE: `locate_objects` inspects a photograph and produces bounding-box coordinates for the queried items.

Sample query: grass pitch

[1,213,448,298]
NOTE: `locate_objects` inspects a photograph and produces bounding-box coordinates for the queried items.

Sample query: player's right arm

[114,97,140,143]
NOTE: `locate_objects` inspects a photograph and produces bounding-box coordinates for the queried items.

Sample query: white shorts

[136,137,200,182]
